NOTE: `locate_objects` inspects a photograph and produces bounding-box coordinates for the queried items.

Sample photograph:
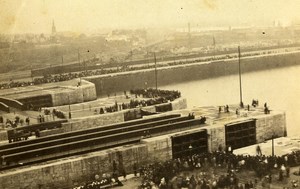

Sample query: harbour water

[161,65,300,137]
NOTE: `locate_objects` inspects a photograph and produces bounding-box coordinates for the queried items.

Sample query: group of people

[129,89,181,100]
[93,89,181,115]
[73,175,123,189]
[0,115,31,128]
[219,105,230,113]
[135,149,300,189]
[73,160,127,189]
[43,108,66,119]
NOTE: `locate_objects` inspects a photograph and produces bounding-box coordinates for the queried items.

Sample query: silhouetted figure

[252,99,259,107]
[264,106,270,114]
[226,105,229,113]
[35,129,40,138]
[200,116,206,124]
[256,145,262,156]
[252,99,256,107]
[25,117,30,125]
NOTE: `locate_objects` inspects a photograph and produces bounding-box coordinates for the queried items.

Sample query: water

[161,65,300,137]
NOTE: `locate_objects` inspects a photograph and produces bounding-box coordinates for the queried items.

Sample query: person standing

[256,145,262,156]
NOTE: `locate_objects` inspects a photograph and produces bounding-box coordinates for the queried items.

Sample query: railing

[0,102,9,113]
[0,97,24,110]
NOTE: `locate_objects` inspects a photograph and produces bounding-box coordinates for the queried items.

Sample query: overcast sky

[1,0,300,34]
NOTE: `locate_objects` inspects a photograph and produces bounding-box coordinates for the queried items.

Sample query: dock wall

[0,110,286,189]
[0,144,149,189]
[255,111,286,143]
[62,112,125,132]
[0,130,7,141]
[207,125,226,152]
[61,98,187,133]
[85,52,300,96]
[51,81,97,106]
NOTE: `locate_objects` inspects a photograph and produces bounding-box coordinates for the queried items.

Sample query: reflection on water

[161,65,300,137]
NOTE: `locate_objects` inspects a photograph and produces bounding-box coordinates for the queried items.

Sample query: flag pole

[213,36,216,59]
[238,46,243,107]
[154,52,158,91]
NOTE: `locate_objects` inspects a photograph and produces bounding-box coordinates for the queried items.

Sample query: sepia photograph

[0,0,300,188]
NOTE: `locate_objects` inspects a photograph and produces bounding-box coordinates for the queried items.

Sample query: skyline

[0,0,300,34]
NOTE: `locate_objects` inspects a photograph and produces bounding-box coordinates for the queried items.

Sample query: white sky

[0,0,300,34]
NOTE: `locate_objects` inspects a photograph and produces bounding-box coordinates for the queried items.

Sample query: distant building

[51,20,58,43]
[52,20,56,35]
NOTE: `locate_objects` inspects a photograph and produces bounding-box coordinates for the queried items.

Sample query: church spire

[52,19,56,35]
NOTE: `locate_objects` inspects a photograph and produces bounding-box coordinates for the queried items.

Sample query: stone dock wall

[51,80,97,106]
[255,111,286,143]
[61,98,187,133]
[0,98,187,142]
[0,111,286,189]
[85,52,300,97]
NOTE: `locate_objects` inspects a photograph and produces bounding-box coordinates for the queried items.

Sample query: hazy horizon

[1,0,300,35]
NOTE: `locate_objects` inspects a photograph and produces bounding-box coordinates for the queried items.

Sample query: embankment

[85,52,300,97]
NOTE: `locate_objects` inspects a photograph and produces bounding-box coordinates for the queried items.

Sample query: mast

[213,36,216,59]
[78,49,81,65]
[154,52,158,90]
[238,46,243,107]
[78,49,81,84]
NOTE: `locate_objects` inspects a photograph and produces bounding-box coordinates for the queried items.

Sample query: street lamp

[266,130,278,157]
[271,133,278,157]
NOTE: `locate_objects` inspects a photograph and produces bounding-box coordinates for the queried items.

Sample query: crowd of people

[0,115,31,129]
[43,108,66,119]
[130,89,181,100]
[72,148,300,189]
[73,176,123,189]
[93,89,181,115]
[1,48,293,91]
[136,148,300,189]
